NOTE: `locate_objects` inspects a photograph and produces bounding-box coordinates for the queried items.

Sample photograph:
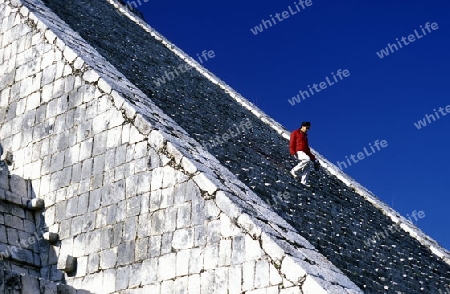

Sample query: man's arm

[289,131,297,155]
[305,144,316,161]
[308,150,316,161]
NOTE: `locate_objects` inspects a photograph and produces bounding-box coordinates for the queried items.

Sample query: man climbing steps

[289,121,319,187]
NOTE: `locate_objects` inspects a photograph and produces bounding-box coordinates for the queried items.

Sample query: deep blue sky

[135,0,450,250]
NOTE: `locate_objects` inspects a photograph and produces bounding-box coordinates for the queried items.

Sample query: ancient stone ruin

[0,0,449,293]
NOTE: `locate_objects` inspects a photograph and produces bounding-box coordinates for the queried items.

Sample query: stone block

[160,187,174,210]
[100,226,113,249]
[141,258,158,285]
[136,171,152,194]
[176,202,191,229]
[102,269,116,293]
[98,78,112,94]
[238,213,262,239]
[200,271,216,294]
[0,226,7,243]
[49,152,64,173]
[205,200,220,220]
[148,130,165,151]
[79,272,103,293]
[106,126,122,150]
[231,235,245,265]
[261,232,285,263]
[220,213,240,238]
[41,63,57,86]
[254,259,270,288]
[129,263,143,288]
[162,168,187,189]
[193,173,218,195]
[207,220,221,244]
[100,247,118,269]
[218,239,232,267]
[137,214,150,239]
[63,46,77,63]
[228,266,242,293]
[280,256,307,285]
[104,148,116,171]
[93,131,107,156]
[87,252,100,274]
[88,188,101,212]
[164,206,177,232]
[9,175,27,196]
[158,253,176,280]
[75,255,88,277]
[112,222,123,247]
[129,125,144,144]
[150,210,164,235]
[269,263,283,286]
[90,174,103,189]
[85,230,101,255]
[160,231,173,255]
[149,235,161,258]
[203,243,219,270]
[43,29,56,44]
[72,233,85,257]
[172,228,194,250]
[114,144,127,166]
[133,141,147,159]
[57,255,77,273]
[82,69,99,83]
[149,189,162,213]
[135,237,149,261]
[184,274,200,294]
[6,227,19,243]
[302,275,327,294]
[40,278,58,294]
[116,266,130,291]
[279,286,302,294]
[5,214,23,230]
[42,232,59,243]
[193,225,207,248]
[77,192,89,215]
[117,241,135,265]
[215,191,242,220]
[73,57,84,70]
[242,260,256,291]
[245,235,263,261]
[80,158,93,180]
[0,171,9,190]
[93,154,105,176]
[147,148,161,170]
[64,143,80,167]
[123,216,137,241]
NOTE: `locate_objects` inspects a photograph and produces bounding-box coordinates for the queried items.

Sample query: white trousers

[291,151,311,184]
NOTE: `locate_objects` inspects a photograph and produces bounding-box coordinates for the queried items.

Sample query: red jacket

[290,129,315,161]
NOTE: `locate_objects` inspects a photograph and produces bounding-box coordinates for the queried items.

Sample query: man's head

[300,121,311,133]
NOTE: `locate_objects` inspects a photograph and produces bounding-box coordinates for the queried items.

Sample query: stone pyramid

[0,0,449,293]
